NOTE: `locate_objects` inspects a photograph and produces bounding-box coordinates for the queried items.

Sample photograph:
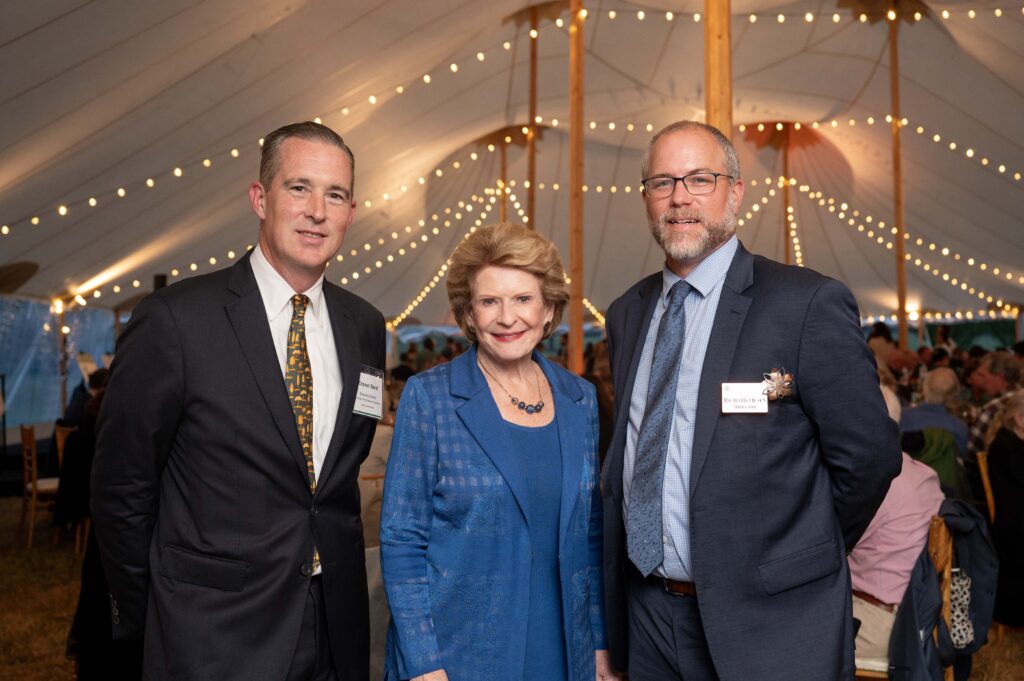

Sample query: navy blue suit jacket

[380,347,606,681]
[602,242,901,680]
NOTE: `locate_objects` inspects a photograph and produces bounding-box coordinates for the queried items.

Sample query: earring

[543,321,552,334]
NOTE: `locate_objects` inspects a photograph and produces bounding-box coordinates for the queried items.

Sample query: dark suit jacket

[92,253,385,681]
[602,242,901,680]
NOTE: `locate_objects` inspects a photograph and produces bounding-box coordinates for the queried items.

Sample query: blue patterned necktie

[627,279,691,576]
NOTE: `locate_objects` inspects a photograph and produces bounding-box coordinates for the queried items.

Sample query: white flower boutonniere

[762,368,794,401]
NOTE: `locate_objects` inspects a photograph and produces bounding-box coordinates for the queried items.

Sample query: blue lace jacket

[380,347,606,681]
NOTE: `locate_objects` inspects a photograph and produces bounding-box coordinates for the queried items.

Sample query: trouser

[626,568,721,681]
[852,594,897,660]
[285,575,339,681]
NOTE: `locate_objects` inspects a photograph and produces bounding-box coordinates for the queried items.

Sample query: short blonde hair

[446,223,569,343]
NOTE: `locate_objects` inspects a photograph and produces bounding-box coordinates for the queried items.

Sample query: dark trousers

[285,576,338,681]
[626,568,720,681]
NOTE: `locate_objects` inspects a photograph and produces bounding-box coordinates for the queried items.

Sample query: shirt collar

[660,235,738,301]
[250,243,326,323]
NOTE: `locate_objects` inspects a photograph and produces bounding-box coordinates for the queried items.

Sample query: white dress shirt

[250,244,342,484]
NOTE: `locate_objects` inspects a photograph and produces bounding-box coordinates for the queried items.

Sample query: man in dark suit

[92,121,386,681]
[601,121,902,680]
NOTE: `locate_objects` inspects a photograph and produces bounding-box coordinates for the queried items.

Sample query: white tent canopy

[2,0,1022,327]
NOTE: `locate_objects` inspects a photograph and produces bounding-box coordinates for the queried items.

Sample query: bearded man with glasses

[600,121,901,681]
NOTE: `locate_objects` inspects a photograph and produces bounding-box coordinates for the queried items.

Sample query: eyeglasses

[641,172,733,198]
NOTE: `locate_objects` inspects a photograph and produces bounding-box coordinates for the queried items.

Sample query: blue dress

[507,419,568,681]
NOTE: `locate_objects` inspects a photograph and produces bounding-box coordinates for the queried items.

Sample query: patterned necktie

[286,294,316,489]
[285,294,319,569]
[627,279,691,576]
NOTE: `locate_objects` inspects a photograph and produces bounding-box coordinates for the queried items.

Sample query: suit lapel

[689,245,754,497]
[224,255,309,485]
[452,348,531,525]
[537,355,586,551]
[314,285,362,493]
[606,275,661,501]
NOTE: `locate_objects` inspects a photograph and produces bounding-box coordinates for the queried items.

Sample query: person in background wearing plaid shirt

[967,352,1022,461]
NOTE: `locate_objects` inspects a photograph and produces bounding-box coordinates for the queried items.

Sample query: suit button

[300,563,313,577]
[310,505,319,517]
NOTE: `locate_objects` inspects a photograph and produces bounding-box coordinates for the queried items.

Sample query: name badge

[353,365,384,420]
[721,382,768,414]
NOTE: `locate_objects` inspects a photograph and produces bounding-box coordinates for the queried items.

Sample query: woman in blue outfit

[380,223,619,681]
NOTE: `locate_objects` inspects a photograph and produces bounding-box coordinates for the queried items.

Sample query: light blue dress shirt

[622,236,738,581]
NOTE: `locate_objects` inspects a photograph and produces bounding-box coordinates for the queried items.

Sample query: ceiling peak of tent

[502,1,568,28]
[0,262,39,294]
[743,121,827,151]
[472,124,549,149]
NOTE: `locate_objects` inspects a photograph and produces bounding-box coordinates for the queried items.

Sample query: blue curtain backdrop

[0,296,115,427]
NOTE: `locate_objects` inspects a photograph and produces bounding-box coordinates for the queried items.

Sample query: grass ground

[0,498,78,680]
[0,496,1021,680]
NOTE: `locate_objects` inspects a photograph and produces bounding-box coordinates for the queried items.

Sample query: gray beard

[649,210,737,263]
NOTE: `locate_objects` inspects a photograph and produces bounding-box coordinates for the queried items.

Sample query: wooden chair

[53,424,93,553]
[53,424,77,469]
[927,516,955,681]
[19,425,60,548]
[976,451,1006,645]
[977,451,995,524]
[855,517,954,681]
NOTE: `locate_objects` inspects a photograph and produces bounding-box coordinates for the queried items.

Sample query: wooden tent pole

[704,0,732,136]
[890,17,909,350]
[567,0,584,374]
[527,6,538,228]
[499,141,508,222]
[782,124,792,265]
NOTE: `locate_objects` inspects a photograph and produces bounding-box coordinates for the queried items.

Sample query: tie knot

[291,294,310,317]
[667,280,691,307]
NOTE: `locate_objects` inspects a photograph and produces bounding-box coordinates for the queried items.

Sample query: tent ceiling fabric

[2,0,1021,325]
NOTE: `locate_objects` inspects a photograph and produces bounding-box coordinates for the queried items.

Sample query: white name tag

[353,365,384,420]
[721,382,769,413]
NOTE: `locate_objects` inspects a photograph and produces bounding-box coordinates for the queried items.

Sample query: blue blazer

[380,347,606,681]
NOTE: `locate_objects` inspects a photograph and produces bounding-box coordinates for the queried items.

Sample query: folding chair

[976,451,1006,645]
[19,425,60,548]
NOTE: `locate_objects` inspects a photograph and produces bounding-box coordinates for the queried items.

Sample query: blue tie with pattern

[627,279,691,576]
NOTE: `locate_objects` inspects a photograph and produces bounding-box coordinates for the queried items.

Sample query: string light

[9,9,1020,238]
[735,182,778,229]
[779,177,805,266]
[582,296,605,326]
[2,141,247,237]
[389,259,452,328]
[861,307,1018,326]
[798,180,1017,312]
[76,181,500,304]
[342,191,498,286]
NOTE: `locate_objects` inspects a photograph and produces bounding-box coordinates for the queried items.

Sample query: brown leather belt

[852,589,896,613]
[662,578,697,597]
